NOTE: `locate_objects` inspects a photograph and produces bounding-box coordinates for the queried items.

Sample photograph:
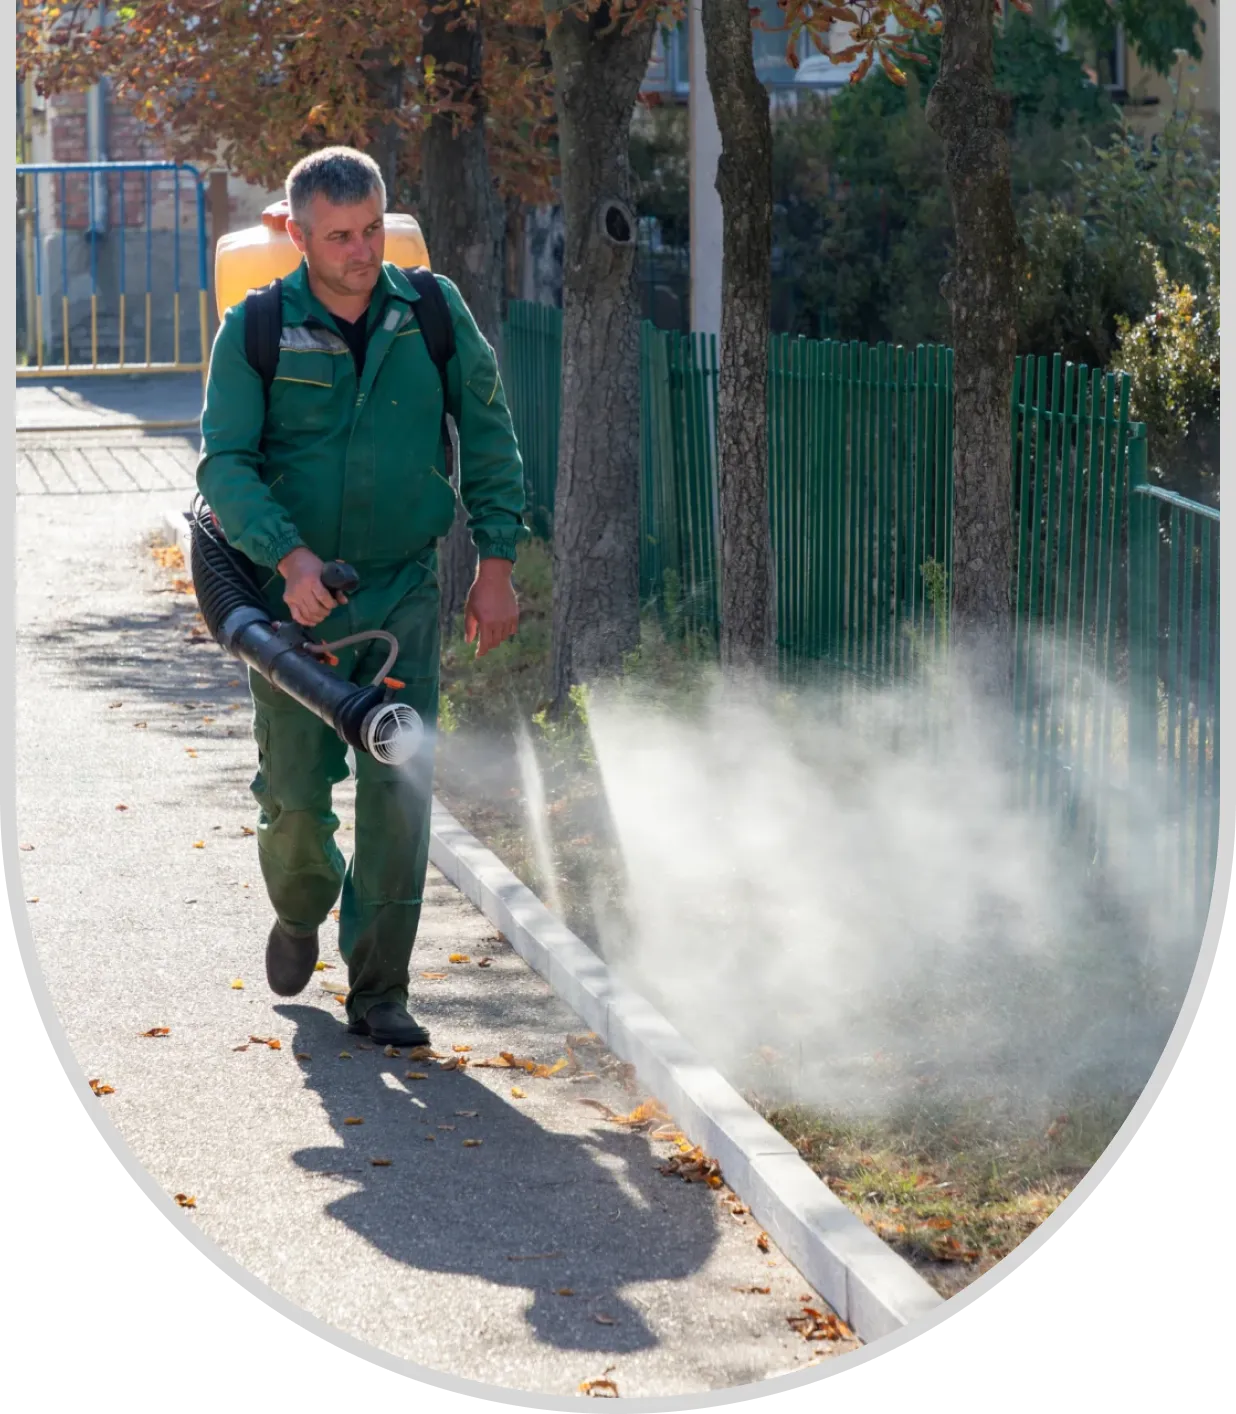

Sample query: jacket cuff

[253,526,306,571]
[473,526,528,564]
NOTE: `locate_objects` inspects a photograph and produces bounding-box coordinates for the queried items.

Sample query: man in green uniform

[197,147,528,1047]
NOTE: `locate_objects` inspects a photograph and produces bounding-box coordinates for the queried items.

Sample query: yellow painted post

[145,292,152,366]
[35,294,44,370]
[198,289,209,391]
[174,290,181,366]
[91,293,99,368]
[119,292,126,367]
[62,295,70,370]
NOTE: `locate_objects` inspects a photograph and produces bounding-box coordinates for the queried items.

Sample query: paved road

[17,372,205,431]
[14,434,847,1399]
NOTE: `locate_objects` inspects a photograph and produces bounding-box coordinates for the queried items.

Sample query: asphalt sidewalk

[14,433,853,1399]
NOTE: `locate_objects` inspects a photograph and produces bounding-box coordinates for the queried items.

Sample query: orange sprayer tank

[213,200,431,319]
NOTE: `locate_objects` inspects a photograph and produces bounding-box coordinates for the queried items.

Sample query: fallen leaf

[649,1124,684,1143]
[452,1043,473,1053]
[295,1053,312,1061]
[202,717,214,725]
[462,1138,483,1148]
[173,1193,196,1209]
[26,896,39,904]
[19,843,33,851]
[107,700,124,708]
[592,1313,615,1326]
[232,1043,250,1052]
[579,1374,619,1398]
[448,953,471,964]
[424,1134,436,1142]
[344,1117,364,1126]
[134,721,147,729]
[437,1123,456,1132]
[115,803,129,812]
[330,908,340,920]
[406,1046,443,1062]
[88,1079,114,1096]
[420,971,448,981]
[924,1217,953,1230]
[477,957,493,968]
[455,1109,479,1118]
[370,1158,392,1167]
[313,961,333,972]
[186,750,199,760]
[192,839,204,848]
[151,545,185,570]
[228,679,240,687]
[556,1287,575,1296]
[733,1285,771,1295]
[333,995,346,1005]
[511,1086,527,1099]
[139,1027,170,1038]
[338,1051,353,1060]
[756,1232,771,1253]
[241,826,255,837]
[249,1035,281,1050]
[230,979,244,989]
[405,1071,429,1081]
[787,1306,852,1343]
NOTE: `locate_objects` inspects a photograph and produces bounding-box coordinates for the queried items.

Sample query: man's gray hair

[286,147,387,229]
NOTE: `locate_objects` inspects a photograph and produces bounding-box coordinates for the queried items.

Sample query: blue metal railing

[16,161,210,382]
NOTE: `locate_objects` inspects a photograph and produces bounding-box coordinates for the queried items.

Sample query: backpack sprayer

[187,496,424,766]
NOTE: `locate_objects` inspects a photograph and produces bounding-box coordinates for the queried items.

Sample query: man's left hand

[464,558,519,658]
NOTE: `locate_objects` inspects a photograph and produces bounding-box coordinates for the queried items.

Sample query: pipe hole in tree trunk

[598,199,634,247]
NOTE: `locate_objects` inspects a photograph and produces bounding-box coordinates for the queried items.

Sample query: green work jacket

[196,261,529,572]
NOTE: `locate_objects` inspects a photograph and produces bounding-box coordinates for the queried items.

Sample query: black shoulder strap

[402,266,458,481]
[243,278,283,399]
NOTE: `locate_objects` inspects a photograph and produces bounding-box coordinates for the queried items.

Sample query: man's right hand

[276,546,346,627]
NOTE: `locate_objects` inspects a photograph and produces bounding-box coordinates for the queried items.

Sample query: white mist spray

[585,662,1197,1124]
[516,719,565,920]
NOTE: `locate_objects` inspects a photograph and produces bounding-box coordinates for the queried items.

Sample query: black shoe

[265,921,320,997]
[347,1002,431,1048]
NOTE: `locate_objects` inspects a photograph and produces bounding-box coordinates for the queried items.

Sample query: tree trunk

[545,6,655,711]
[362,47,405,196]
[701,0,775,675]
[925,0,1022,698]
[420,4,507,640]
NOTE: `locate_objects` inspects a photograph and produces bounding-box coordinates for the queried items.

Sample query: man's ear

[286,217,308,256]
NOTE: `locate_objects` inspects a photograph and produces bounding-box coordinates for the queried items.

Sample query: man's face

[287,190,386,301]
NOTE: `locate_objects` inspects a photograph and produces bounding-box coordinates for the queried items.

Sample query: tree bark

[420,3,508,640]
[701,0,775,676]
[546,6,656,710]
[362,47,405,196]
[925,0,1022,698]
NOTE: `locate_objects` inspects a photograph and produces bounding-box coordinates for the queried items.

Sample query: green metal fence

[502,300,562,540]
[500,303,1219,922]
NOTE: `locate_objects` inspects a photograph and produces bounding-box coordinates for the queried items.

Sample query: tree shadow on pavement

[277,1002,721,1356]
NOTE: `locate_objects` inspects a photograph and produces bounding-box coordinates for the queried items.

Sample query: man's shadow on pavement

[278,1003,721,1354]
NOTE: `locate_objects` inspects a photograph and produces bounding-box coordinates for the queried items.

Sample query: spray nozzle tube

[186,501,424,766]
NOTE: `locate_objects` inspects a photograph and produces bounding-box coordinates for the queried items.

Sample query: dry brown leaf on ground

[420,971,448,981]
[659,1145,723,1187]
[407,1046,443,1062]
[448,953,471,964]
[313,961,333,971]
[511,1086,527,1099]
[139,1027,170,1038]
[19,843,33,851]
[249,1036,281,1050]
[455,1110,479,1118]
[338,1051,353,1060]
[173,1192,196,1208]
[787,1306,852,1343]
[579,1372,619,1398]
[115,803,129,812]
[405,1071,429,1081]
[370,1158,392,1167]
[151,545,185,570]
[192,839,204,847]
[477,957,493,968]
[463,1138,483,1148]
[556,1287,574,1296]
[295,1053,312,1061]
[452,1044,472,1053]
[756,1232,771,1253]
[733,1285,771,1295]
[932,1235,981,1263]
[383,1046,401,1058]
[592,1313,616,1326]
[343,1117,364,1126]
[438,1056,467,1072]
[88,1079,114,1096]
[241,826,256,837]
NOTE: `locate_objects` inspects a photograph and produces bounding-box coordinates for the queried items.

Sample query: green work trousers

[248,551,440,1024]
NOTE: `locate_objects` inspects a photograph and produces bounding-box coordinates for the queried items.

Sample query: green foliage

[771,12,1121,345]
[1018,71,1218,368]
[1115,220,1219,488]
[1056,0,1207,75]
